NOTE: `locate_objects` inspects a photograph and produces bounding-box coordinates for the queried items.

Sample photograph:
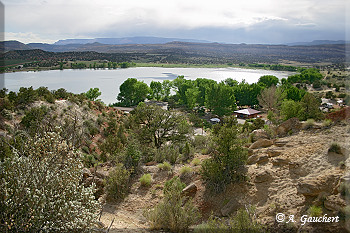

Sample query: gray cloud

[2,0,347,44]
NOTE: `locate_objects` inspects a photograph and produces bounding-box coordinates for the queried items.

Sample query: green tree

[172,76,195,106]
[280,100,304,120]
[201,118,247,192]
[161,80,172,101]
[150,81,163,101]
[195,78,217,107]
[233,81,262,106]
[85,87,101,101]
[206,83,236,117]
[185,87,199,110]
[117,78,150,106]
[300,92,323,121]
[257,75,279,88]
[131,103,191,148]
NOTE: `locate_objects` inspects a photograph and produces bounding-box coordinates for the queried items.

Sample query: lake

[4,67,295,104]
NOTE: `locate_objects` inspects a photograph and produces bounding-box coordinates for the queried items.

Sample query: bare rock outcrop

[253,169,273,183]
[251,129,269,140]
[249,139,274,149]
[324,194,346,212]
[275,117,302,137]
[297,171,342,197]
[220,199,242,216]
[181,183,197,197]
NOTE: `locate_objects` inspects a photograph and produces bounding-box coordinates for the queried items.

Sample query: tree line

[115,68,325,119]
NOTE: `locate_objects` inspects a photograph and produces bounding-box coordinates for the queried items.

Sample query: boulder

[249,139,274,149]
[251,129,269,140]
[271,158,290,166]
[248,149,254,156]
[267,148,283,157]
[221,199,242,216]
[254,170,273,183]
[274,140,288,147]
[247,154,260,165]
[145,161,157,166]
[297,172,342,197]
[181,183,197,197]
[256,155,269,164]
[275,118,302,137]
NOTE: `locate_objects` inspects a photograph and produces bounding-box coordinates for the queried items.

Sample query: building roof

[210,118,220,123]
[234,108,261,115]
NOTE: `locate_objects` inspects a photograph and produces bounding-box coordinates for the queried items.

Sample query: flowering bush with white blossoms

[0,131,100,232]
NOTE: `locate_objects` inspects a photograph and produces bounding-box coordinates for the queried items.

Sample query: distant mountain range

[1,37,349,53]
[54,36,211,45]
[286,40,349,46]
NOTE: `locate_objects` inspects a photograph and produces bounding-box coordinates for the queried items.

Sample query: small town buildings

[234,108,261,119]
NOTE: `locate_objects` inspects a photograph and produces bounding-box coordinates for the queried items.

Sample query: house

[114,107,134,114]
[145,100,168,110]
[234,108,261,119]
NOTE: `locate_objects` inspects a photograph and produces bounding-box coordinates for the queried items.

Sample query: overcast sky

[2,0,349,44]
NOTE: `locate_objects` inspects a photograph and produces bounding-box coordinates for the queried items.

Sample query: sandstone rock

[247,154,260,165]
[272,158,290,166]
[297,172,342,197]
[249,139,274,149]
[181,183,197,197]
[252,129,269,140]
[145,161,157,166]
[256,155,269,164]
[248,149,254,156]
[221,199,242,216]
[324,195,346,211]
[275,117,302,137]
[267,149,283,157]
[274,140,288,147]
[254,170,273,183]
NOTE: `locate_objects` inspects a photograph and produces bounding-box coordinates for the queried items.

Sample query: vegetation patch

[140,173,152,187]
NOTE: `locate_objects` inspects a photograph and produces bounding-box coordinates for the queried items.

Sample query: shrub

[328,143,342,154]
[0,131,100,232]
[338,182,350,197]
[192,135,208,151]
[308,205,323,217]
[144,177,200,232]
[81,153,98,167]
[158,161,172,171]
[1,109,13,120]
[155,145,179,164]
[123,142,141,172]
[180,166,193,175]
[181,141,194,162]
[194,206,263,233]
[140,174,152,187]
[303,119,315,129]
[322,119,333,128]
[191,158,201,166]
[105,163,131,200]
[20,106,49,135]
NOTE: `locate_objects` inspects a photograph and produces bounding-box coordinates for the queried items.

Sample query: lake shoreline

[4,67,296,105]
[3,62,300,74]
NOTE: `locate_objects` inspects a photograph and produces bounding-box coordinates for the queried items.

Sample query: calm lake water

[4,67,295,104]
